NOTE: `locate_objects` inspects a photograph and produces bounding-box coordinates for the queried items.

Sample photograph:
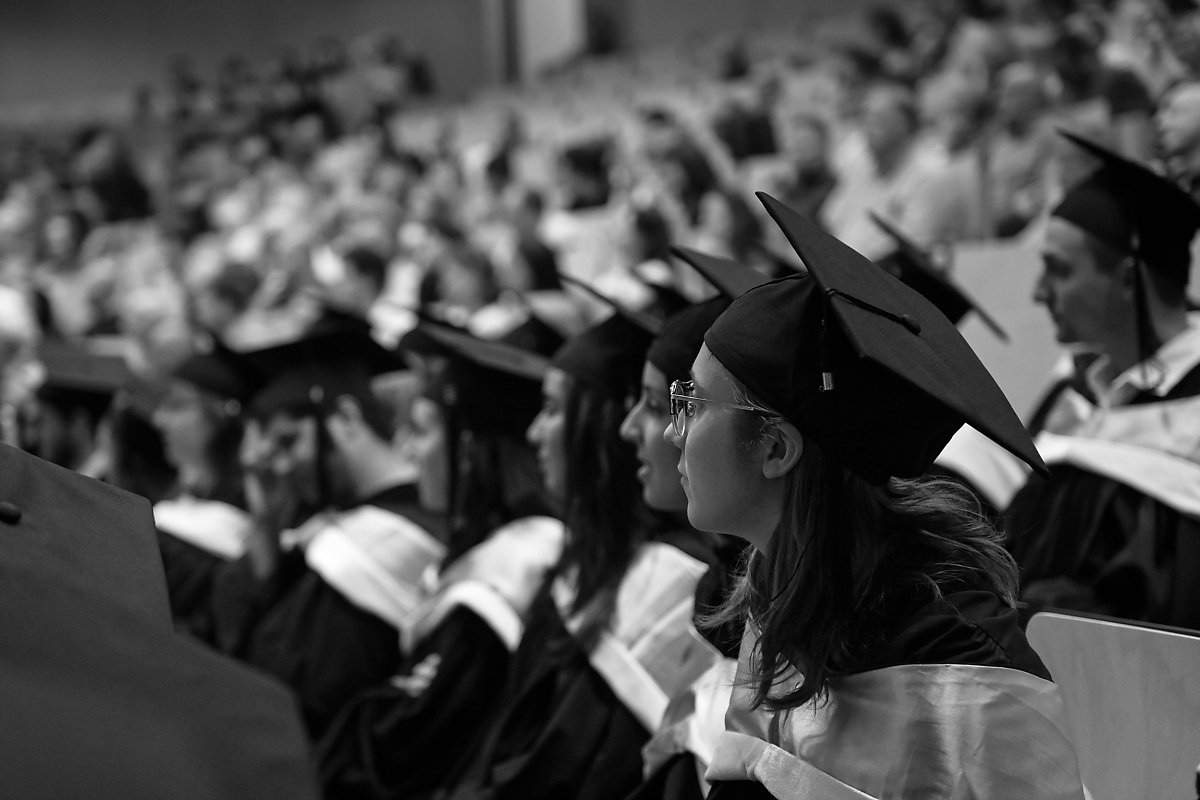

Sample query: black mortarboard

[406,314,554,436]
[869,212,1008,340]
[36,339,132,402]
[703,193,1045,483]
[171,338,263,405]
[647,298,730,382]
[670,246,772,299]
[419,322,550,383]
[558,273,663,335]
[552,313,654,399]
[0,443,170,630]
[550,275,658,397]
[1053,130,1200,287]
[244,313,406,419]
[648,247,774,382]
[0,443,315,799]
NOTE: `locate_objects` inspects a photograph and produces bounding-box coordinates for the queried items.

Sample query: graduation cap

[1053,130,1200,287]
[0,444,315,799]
[402,312,555,436]
[36,339,132,399]
[558,273,664,336]
[243,313,406,420]
[869,212,1008,341]
[552,312,655,400]
[702,193,1046,483]
[418,322,550,383]
[670,246,771,299]
[547,276,658,398]
[171,338,264,406]
[648,247,774,381]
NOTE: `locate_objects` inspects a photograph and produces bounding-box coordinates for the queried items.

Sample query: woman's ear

[761,421,803,479]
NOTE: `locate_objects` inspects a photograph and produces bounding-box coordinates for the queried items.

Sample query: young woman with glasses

[661,196,1087,799]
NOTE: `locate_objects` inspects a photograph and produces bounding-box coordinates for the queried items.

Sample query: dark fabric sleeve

[317,608,511,800]
[706,780,778,799]
[621,753,705,800]
[155,530,226,642]
[239,569,402,738]
[208,550,304,657]
[445,590,650,800]
[1006,464,1200,629]
[873,589,1051,680]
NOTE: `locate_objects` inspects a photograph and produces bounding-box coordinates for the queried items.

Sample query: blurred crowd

[3,1,1200,436]
[5,0,1200,795]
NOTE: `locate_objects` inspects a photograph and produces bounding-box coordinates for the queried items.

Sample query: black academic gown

[209,483,441,738]
[154,493,257,641]
[317,608,511,800]
[316,515,564,800]
[158,529,226,640]
[1005,366,1200,629]
[445,530,719,800]
[705,587,1054,800]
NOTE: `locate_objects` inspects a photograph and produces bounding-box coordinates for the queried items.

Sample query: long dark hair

[202,405,247,508]
[555,375,652,649]
[445,427,550,564]
[710,386,1018,712]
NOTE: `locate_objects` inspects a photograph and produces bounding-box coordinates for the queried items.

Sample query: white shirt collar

[1087,314,1200,407]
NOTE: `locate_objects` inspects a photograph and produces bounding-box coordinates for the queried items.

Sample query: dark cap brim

[558,274,662,336]
[758,192,1046,477]
[869,212,1008,341]
[670,246,772,299]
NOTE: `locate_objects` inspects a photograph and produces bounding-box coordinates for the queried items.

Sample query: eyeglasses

[668,379,762,437]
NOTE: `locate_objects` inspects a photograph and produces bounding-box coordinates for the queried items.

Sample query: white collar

[1087,315,1200,407]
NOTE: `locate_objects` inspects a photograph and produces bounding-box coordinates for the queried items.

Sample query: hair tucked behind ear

[705,386,1018,711]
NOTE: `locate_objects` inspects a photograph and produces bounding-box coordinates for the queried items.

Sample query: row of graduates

[151,188,1096,797]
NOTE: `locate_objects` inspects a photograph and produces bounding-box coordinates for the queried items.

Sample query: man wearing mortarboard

[1004,132,1200,629]
[204,312,447,738]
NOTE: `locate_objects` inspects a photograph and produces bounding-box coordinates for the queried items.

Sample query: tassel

[820,290,835,392]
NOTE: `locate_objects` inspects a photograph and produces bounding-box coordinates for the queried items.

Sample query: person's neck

[178,465,216,499]
[1104,309,1189,378]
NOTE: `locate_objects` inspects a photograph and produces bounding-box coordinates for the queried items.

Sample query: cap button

[0,501,22,525]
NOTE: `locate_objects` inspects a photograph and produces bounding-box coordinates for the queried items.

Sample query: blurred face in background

[785,116,829,173]
[526,367,570,501]
[861,85,917,164]
[152,380,219,473]
[406,395,449,513]
[1156,82,1200,161]
[42,212,86,262]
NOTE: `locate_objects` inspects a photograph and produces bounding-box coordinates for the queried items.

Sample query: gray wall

[0,0,870,121]
[0,0,489,118]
